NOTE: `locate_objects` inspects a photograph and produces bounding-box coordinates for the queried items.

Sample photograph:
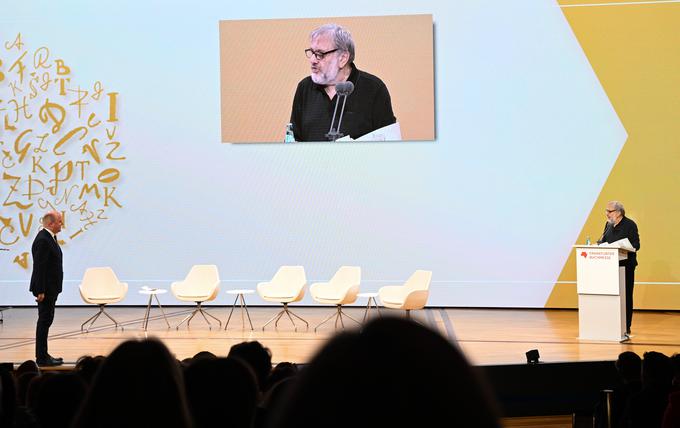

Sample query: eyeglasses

[605,209,618,213]
[304,48,338,60]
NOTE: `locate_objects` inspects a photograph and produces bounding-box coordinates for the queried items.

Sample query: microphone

[325,81,355,141]
[336,81,354,96]
[597,222,612,245]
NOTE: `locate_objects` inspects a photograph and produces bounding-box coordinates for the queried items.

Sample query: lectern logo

[581,251,588,258]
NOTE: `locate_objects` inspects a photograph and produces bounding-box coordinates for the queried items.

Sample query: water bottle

[585,236,591,246]
[284,123,295,143]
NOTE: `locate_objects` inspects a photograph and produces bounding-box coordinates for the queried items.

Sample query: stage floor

[1,306,679,365]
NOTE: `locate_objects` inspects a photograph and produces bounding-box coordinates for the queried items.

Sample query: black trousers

[36,294,58,360]
[624,266,635,333]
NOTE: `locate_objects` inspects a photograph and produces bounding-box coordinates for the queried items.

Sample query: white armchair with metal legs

[378,270,432,318]
[310,266,361,332]
[257,266,307,331]
[79,267,128,332]
[171,265,222,329]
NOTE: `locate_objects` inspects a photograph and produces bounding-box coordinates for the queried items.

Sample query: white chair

[257,266,307,331]
[378,270,432,318]
[310,266,361,332]
[171,265,221,329]
[79,267,128,332]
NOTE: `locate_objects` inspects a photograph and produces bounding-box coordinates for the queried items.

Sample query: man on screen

[290,24,396,142]
[597,201,640,336]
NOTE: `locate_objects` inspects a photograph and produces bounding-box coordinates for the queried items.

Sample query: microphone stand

[325,94,347,141]
[325,81,354,141]
[597,222,612,245]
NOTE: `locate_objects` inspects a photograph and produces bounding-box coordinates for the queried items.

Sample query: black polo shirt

[290,64,396,142]
[600,216,640,267]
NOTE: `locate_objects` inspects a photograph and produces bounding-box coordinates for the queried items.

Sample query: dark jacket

[29,229,63,296]
[601,216,640,267]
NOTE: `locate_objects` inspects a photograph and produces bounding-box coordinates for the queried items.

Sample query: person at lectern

[29,211,65,366]
[290,24,396,142]
[597,200,640,336]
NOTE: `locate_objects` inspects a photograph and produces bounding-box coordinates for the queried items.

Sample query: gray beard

[311,68,338,86]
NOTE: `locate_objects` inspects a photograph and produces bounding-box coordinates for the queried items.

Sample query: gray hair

[310,24,355,64]
[609,200,625,216]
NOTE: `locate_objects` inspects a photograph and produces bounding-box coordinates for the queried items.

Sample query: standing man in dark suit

[597,200,640,336]
[30,211,64,366]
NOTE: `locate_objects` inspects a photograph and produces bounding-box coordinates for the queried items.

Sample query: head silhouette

[271,316,500,428]
[184,357,258,428]
[72,339,192,428]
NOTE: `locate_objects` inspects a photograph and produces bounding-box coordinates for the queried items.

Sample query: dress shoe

[36,356,63,367]
[47,354,63,363]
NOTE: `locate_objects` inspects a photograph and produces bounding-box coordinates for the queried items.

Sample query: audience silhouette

[6,320,680,428]
[269,316,501,428]
[228,341,273,393]
[622,351,673,428]
[184,357,258,428]
[72,338,193,428]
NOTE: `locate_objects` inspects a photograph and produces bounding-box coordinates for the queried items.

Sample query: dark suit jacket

[29,229,63,296]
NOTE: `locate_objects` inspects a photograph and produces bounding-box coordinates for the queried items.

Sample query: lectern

[574,245,630,341]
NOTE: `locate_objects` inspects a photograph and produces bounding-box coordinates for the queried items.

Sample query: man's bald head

[42,211,63,234]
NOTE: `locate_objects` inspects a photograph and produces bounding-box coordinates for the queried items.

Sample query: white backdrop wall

[0,0,625,306]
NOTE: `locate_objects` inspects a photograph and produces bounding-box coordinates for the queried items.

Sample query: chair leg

[334,311,341,329]
[177,302,221,330]
[100,306,122,330]
[197,308,212,327]
[199,304,223,328]
[262,304,308,331]
[274,311,286,328]
[285,304,309,331]
[339,307,361,326]
[314,307,340,332]
[405,310,429,328]
[315,305,360,332]
[262,309,285,331]
[81,305,122,332]
[176,307,199,330]
[283,309,298,331]
[81,308,103,332]
[338,306,345,329]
